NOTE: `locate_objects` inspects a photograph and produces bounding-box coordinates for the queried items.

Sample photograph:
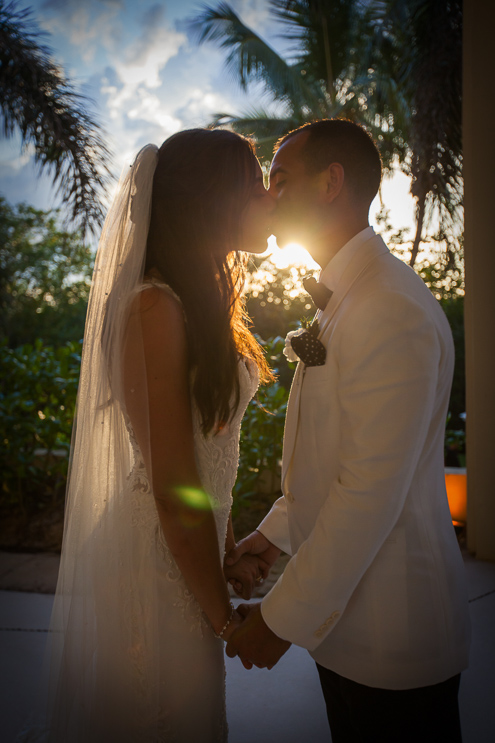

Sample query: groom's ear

[323,162,345,204]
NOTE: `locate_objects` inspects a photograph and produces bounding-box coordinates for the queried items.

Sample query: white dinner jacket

[258,233,470,690]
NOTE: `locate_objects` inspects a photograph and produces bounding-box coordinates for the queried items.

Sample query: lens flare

[266,235,319,270]
[174,486,213,511]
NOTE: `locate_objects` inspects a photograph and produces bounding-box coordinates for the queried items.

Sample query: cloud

[116,5,186,91]
[0,138,35,173]
[42,0,122,7]
[230,0,271,32]
[100,4,186,124]
[0,1,276,213]
[39,0,124,61]
[0,138,58,210]
[174,85,243,127]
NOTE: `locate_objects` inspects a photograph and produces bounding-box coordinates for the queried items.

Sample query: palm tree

[0,1,111,234]
[188,0,462,267]
[364,0,462,266]
[188,1,381,159]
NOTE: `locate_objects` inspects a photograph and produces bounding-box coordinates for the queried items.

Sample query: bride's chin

[244,230,274,255]
[244,241,269,255]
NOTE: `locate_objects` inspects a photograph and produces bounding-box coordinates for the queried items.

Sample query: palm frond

[359,0,462,262]
[211,108,306,159]
[270,0,361,101]
[0,0,112,235]
[187,2,325,115]
[191,0,463,266]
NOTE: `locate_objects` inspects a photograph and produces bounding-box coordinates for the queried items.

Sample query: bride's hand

[220,609,243,644]
[221,608,255,669]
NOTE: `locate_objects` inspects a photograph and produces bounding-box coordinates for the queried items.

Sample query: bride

[23,129,275,742]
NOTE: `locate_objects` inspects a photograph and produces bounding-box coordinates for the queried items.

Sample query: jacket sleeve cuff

[260,554,343,651]
[257,496,292,555]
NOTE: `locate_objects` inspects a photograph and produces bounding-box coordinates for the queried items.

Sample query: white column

[463,1,495,559]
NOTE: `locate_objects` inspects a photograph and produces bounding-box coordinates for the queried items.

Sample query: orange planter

[445,467,467,526]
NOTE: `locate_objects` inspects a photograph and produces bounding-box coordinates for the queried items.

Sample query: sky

[0,0,417,264]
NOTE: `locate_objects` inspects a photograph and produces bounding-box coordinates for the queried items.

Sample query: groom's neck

[310,215,370,269]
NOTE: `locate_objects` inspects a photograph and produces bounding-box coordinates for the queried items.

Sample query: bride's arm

[225,513,236,555]
[122,286,236,637]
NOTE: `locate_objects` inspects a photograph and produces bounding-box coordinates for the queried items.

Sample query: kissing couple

[22,120,470,743]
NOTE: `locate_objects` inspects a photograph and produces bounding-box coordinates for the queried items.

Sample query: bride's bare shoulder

[124,284,186,362]
[141,283,181,310]
[129,281,183,322]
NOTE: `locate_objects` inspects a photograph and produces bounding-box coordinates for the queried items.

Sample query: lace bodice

[126,355,258,548]
[123,338,259,647]
[124,281,259,565]
[192,358,259,544]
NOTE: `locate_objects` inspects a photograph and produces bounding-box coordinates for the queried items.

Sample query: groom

[226,119,470,742]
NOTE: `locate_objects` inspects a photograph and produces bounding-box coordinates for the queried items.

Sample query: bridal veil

[21,145,184,741]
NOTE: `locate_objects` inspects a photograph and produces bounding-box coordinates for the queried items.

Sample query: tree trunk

[410,193,426,267]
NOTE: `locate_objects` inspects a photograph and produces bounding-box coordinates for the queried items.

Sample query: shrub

[0,339,81,512]
[233,337,293,514]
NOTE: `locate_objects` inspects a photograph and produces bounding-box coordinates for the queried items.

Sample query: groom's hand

[223,553,270,599]
[225,602,291,670]
[226,531,281,575]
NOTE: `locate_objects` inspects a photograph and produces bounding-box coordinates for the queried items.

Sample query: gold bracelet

[214,602,235,640]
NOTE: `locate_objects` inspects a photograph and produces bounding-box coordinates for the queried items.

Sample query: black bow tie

[302,276,333,311]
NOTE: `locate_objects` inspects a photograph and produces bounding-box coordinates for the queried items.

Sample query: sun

[264,235,319,271]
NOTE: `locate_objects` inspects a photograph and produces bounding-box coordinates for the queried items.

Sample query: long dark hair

[144,128,272,434]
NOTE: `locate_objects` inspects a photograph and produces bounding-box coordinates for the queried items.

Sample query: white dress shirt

[319,226,375,293]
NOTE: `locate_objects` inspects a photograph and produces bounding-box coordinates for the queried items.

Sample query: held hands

[223,530,290,669]
[219,608,244,644]
[226,531,281,575]
[225,602,291,670]
[223,553,270,600]
[223,530,280,600]
[225,531,291,669]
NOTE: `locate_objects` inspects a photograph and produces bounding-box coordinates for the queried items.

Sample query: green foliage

[190,0,463,267]
[245,255,315,342]
[0,339,81,511]
[0,234,467,525]
[363,0,462,266]
[0,328,467,531]
[445,412,466,468]
[416,247,464,301]
[0,198,93,347]
[234,336,293,513]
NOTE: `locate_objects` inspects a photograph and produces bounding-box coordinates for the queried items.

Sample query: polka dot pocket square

[289,328,326,367]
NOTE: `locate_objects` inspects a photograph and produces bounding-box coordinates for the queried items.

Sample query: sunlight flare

[265,235,319,271]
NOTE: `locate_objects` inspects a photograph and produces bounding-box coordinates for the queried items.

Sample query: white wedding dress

[108,352,259,741]
[20,286,259,743]
[18,144,261,742]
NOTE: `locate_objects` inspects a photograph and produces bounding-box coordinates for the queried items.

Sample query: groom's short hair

[276,119,382,207]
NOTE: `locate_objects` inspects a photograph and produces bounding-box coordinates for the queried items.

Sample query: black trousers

[316,664,462,743]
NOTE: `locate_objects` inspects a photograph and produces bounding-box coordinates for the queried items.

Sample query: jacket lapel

[281,234,389,489]
[281,361,305,488]
[318,234,389,335]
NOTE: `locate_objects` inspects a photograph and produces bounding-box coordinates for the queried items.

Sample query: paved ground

[1,550,494,742]
[0,549,291,598]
